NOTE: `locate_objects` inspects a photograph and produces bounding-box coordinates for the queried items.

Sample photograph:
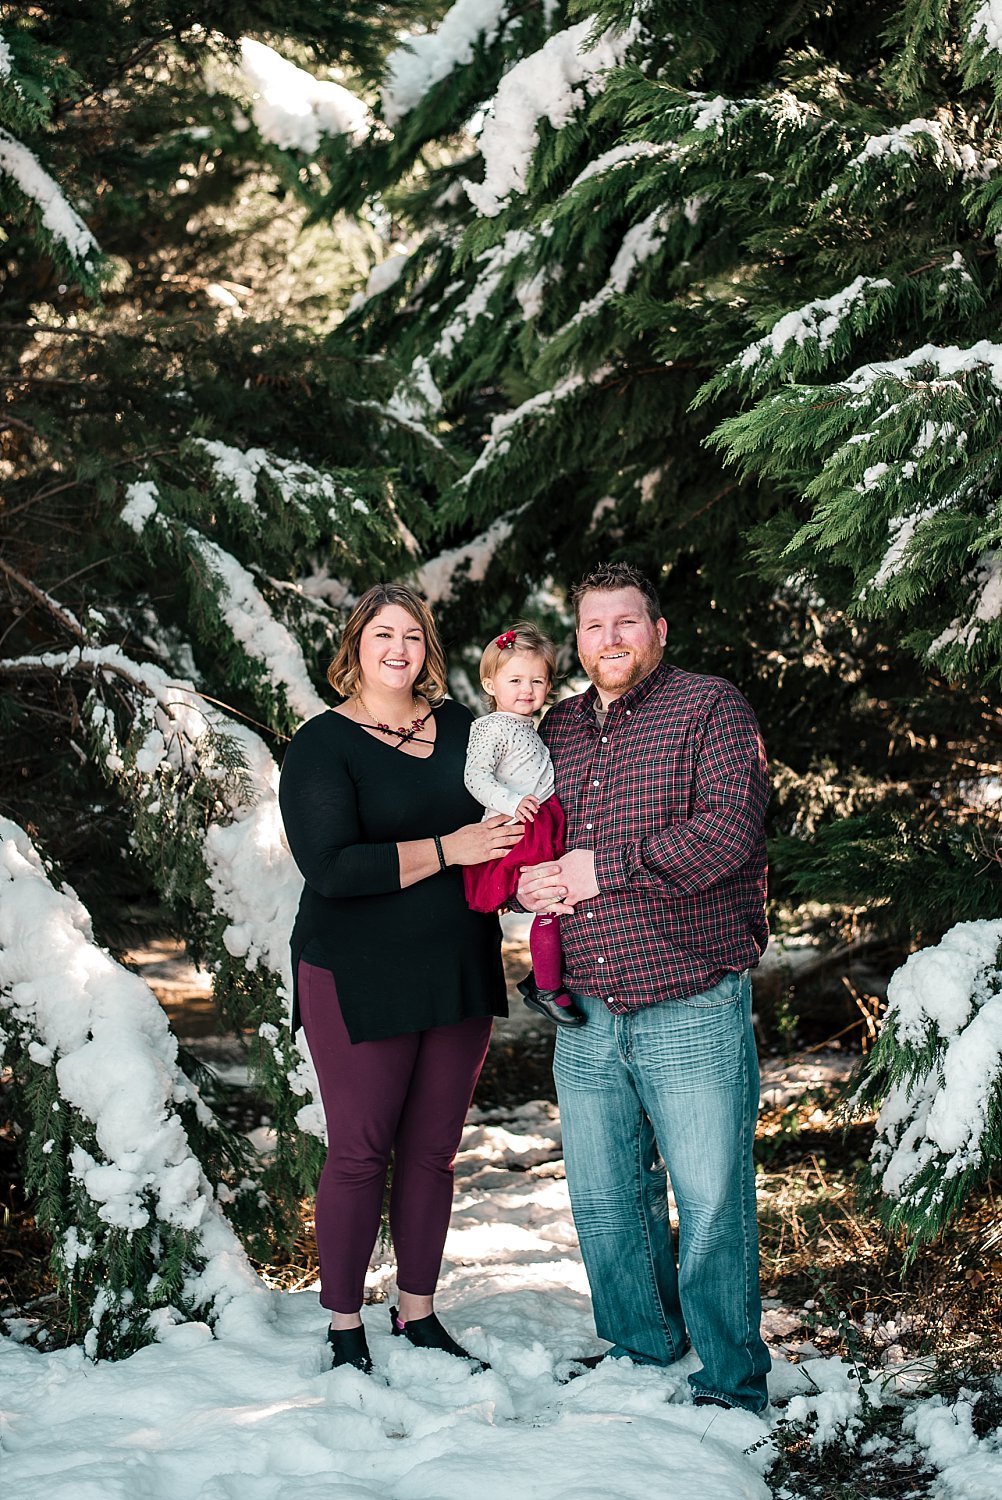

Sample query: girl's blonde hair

[327,583,448,705]
[479,621,557,708]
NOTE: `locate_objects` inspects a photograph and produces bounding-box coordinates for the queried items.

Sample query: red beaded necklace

[355,691,434,747]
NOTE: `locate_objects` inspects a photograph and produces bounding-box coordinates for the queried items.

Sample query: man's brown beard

[581,638,663,696]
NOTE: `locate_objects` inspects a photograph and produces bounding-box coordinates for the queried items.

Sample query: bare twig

[0,559,85,642]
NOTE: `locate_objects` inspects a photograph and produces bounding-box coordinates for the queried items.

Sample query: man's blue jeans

[553,972,770,1412]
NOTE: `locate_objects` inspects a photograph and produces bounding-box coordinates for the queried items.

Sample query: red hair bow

[496,629,517,648]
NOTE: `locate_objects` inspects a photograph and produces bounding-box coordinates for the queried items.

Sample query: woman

[279,583,521,1375]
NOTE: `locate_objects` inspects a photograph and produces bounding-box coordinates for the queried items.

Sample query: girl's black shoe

[327,1324,372,1373]
[517,974,586,1027]
[390,1306,489,1371]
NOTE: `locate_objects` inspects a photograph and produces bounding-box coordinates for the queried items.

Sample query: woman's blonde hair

[327,583,448,705]
[479,621,557,708]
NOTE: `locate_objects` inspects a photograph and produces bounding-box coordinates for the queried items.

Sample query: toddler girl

[463,623,585,1028]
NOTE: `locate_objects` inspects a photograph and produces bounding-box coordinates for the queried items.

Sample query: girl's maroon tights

[529,913,571,1004]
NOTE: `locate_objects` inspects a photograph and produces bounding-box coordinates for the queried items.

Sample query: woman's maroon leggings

[298,960,493,1314]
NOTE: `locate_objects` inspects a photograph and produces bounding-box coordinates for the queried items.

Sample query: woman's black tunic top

[279,700,507,1043]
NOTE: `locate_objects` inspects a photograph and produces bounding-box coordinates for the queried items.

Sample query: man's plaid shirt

[539,658,769,1012]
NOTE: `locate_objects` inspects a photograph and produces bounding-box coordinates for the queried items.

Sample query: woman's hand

[514,795,540,824]
[442,814,524,866]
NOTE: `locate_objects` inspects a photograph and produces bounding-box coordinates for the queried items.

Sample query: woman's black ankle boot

[390,1306,489,1371]
[327,1324,372,1373]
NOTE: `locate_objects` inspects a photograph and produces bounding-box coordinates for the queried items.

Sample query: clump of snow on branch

[238,38,370,152]
[346,249,411,312]
[0,818,266,1350]
[380,0,510,127]
[191,437,367,519]
[562,212,669,334]
[0,125,99,269]
[929,552,1002,656]
[839,116,997,180]
[465,19,642,217]
[0,30,18,87]
[842,338,1002,393]
[120,481,327,722]
[970,1,1002,56]
[183,528,328,722]
[120,480,159,533]
[458,366,612,485]
[384,230,542,417]
[737,276,892,370]
[416,512,518,602]
[869,506,942,590]
[90,647,301,980]
[866,920,1002,1203]
[570,141,665,188]
[689,94,744,134]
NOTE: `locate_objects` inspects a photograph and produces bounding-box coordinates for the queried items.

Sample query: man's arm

[593,690,768,899]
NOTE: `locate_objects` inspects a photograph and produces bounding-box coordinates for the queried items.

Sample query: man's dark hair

[570,562,663,625]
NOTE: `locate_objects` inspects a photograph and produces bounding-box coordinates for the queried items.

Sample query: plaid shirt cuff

[593,841,632,893]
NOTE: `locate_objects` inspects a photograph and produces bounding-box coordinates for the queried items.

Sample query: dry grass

[753,1087,1002,1371]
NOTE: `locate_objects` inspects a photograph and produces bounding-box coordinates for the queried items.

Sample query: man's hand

[517,861,573,915]
[556,848,599,904]
[517,849,599,913]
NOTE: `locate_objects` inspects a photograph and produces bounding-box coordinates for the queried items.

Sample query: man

[517,562,771,1413]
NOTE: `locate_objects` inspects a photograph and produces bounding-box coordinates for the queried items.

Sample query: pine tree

[313,0,1000,1239]
[1,2,443,1344]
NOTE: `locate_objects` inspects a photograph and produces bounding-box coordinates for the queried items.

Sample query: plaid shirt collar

[571,655,676,725]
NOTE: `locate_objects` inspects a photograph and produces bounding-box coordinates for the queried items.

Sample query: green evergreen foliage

[315,0,1001,1242]
[0,817,265,1358]
[846,926,1002,1250]
[5,0,1002,1324]
[1,1,441,1346]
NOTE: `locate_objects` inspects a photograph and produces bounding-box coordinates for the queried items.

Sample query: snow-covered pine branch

[2,642,325,1159]
[0,125,101,288]
[0,818,268,1358]
[380,0,513,127]
[851,920,1002,1250]
[119,481,328,728]
[447,365,614,524]
[464,16,642,218]
[709,339,1002,683]
[234,38,372,153]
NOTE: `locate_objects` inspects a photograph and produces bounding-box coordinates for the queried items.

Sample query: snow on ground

[0,1100,772,1499]
[5,1095,1002,1497]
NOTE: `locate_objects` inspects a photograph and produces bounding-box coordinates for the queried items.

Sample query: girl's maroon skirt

[462,794,566,913]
